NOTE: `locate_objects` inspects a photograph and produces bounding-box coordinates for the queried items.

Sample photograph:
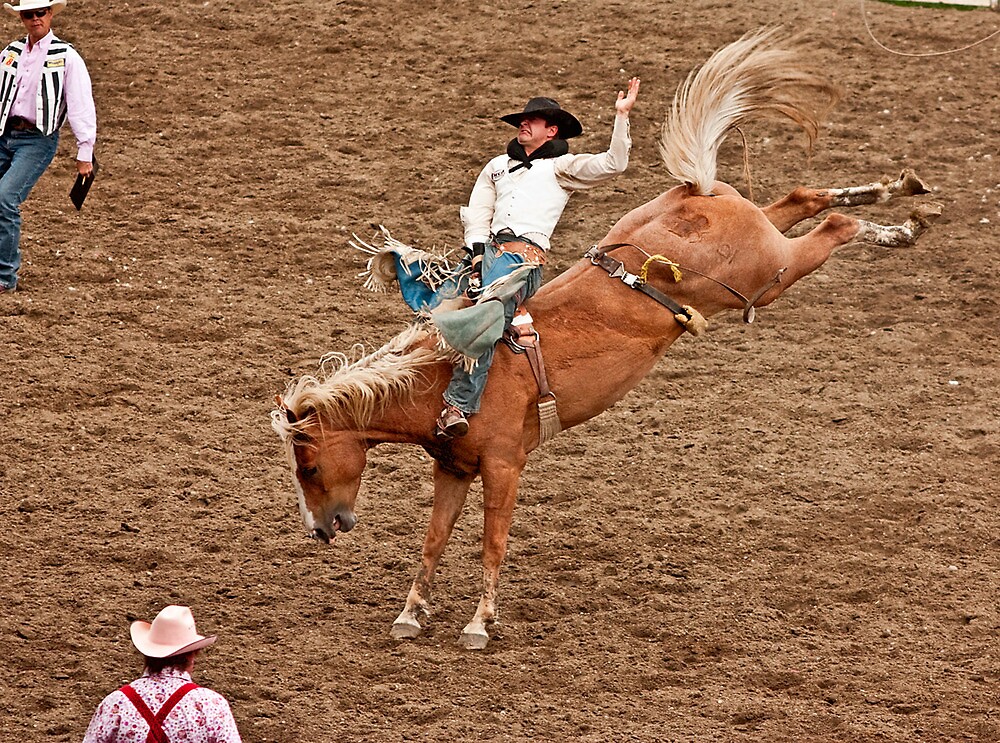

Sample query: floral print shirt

[82,668,242,743]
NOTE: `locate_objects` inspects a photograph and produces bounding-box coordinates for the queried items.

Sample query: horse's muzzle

[311,527,332,544]
[309,512,357,544]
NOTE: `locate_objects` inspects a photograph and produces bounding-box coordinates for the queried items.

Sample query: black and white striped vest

[0,36,73,135]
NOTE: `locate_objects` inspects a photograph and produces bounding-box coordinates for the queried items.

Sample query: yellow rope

[639,255,683,284]
[635,255,706,335]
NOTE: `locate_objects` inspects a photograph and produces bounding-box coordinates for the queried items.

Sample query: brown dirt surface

[2,0,998,741]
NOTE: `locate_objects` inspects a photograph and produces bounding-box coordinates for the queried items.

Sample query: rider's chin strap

[586,246,708,335]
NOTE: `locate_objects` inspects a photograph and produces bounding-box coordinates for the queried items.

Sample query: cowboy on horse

[433,79,641,438]
[354,79,641,439]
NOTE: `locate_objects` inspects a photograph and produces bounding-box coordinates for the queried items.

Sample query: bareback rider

[0,0,96,293]
[435,77,641,439]
[82,605,242,743]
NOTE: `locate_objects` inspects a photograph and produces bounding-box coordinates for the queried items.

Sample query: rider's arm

[461,160,499,247]
[554,113,631,189]
[555,77,639,190]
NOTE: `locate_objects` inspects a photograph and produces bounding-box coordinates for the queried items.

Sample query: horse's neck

[360,359,455,446]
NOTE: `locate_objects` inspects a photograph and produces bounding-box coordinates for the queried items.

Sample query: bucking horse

[272,29,940,649]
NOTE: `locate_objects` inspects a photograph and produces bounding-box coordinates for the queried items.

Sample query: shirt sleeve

[82,695,120,743]
[210,698,243,743]
[460,161,498,246]
[63,46,97,162]
[553,113,631,190]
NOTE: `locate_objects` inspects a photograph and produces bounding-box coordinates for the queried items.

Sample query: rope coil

[860,0,1000,57]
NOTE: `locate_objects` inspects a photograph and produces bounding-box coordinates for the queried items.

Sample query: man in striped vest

[0,0,95,293]
[82,605,243,743]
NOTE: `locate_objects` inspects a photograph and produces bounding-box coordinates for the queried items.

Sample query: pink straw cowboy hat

[3,0,66,16]
[129,605,217,658]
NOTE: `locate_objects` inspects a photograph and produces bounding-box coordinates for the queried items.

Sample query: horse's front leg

[390,463,474,640]
[459,455,525,650]
[762,169,930,233]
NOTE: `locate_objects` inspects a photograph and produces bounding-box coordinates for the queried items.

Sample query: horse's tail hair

[658,27,842,195]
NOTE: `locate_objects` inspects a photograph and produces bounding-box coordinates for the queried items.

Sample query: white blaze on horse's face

[289,431,365,544]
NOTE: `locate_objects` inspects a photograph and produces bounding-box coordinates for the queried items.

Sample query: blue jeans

[0,129,60,289]
[443,244,543,414]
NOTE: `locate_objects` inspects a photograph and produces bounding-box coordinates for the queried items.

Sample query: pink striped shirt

[10,30,96,161]
[82,669,242,743]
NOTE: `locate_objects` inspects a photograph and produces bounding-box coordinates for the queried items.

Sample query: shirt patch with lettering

[45,59,66,68]
[3,54,15,67]
[490,167,506,183]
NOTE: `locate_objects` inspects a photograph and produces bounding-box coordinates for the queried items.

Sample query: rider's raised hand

[615,77,641,116]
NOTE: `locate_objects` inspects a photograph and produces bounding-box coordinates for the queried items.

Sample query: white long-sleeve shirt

[461,113,632,251]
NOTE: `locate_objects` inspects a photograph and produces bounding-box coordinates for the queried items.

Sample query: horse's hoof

[911,202,942,227]
[459,630,489,650]
[390,621,422,640]
[898,169,931,197]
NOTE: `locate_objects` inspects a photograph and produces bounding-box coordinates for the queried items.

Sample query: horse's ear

[287,406,318,438]
[275,394,296,422]
[288,407,318,447]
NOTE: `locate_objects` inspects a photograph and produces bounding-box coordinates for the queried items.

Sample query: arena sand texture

[2,0,998,741]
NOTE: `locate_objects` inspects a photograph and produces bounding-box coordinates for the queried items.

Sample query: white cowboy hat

[3,0,66,17]
[129,605,218,659]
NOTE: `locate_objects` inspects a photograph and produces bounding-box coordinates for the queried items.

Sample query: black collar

[507,138,569,172]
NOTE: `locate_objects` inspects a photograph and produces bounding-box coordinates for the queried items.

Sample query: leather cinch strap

[585,245,709,335]
[586,247,692,320]
[119,682,199,743]
[589,243,786,325]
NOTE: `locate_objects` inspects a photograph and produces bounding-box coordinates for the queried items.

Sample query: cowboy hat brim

[4,0,65,17]
[130,621,217,659]
[500,108,583,139]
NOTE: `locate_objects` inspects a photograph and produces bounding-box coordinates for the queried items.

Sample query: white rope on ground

[860,0,1000,56]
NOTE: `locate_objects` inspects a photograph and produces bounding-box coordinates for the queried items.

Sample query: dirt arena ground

[1,0,998,740]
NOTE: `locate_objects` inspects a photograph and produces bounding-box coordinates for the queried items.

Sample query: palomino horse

[272,29,939,649]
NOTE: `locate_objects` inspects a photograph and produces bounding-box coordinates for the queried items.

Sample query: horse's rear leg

[775,203,942,290]
[854,202,942,247]
[827,169,929,207]
[763,169,931,233]
[459,456,524,650]
[391,463,475,640]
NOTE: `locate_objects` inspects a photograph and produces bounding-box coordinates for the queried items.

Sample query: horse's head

[271,328,443,542]
[273,402,367,544]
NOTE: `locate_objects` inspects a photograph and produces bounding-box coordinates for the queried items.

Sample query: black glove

[466,241,486,298]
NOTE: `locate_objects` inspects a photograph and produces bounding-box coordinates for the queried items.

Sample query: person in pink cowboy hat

[82,605,242,743]
[0,0,97,293]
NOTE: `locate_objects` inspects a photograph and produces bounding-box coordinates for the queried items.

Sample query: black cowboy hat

[500,97,583,139]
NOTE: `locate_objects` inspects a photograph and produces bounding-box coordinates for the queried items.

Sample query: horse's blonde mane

[271,323,449,440]
[659,27,842,195]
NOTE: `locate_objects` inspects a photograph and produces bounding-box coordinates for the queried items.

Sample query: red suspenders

[119,682,198,743]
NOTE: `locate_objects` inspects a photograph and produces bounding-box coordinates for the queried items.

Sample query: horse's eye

[299,466,318,479]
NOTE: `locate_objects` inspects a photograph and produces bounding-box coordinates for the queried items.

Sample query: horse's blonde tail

[658,28,842,195]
